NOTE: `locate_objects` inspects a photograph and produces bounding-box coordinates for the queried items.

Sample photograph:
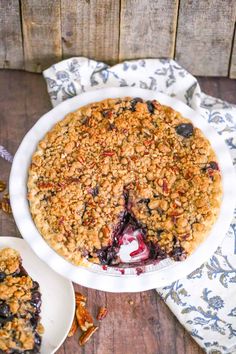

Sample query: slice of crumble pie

[0,248,43,353]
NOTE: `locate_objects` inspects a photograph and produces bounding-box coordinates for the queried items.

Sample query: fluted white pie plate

[9,87,236,292]
[0,237,75,354]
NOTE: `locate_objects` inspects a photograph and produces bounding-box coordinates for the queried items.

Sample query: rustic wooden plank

[119,0,179,61]
[61,0,120,64]
[0,0,24,69]
[230,25,236,78]
[198,76,236,104]
[0,70,51,236]
[175,0,236,76]
[21,0,62,72]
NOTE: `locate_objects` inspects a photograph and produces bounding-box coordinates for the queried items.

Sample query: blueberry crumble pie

[0,248,43,353]
[28,97,222,266]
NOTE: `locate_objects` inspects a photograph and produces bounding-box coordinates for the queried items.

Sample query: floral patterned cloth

[43,58,236,354]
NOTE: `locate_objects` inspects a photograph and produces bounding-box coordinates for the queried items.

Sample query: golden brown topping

[28,97,222,265]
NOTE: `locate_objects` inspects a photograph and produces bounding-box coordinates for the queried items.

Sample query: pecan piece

[67,315,78,337]
[75,291,87,305]
[76,302,93,332]
[0,180,6,192]
[79,325,98,346]
[1,194,12,214]
[97,306,108,321]
[101,150,115,157]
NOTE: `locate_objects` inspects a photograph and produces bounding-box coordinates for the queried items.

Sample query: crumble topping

[28,97,222,266]
[0,248,43,353]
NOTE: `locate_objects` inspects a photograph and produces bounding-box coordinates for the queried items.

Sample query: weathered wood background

[0,0,236,77]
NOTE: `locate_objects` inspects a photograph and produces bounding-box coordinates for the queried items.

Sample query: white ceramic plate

[9,87,236,292]
[0,237,75,354]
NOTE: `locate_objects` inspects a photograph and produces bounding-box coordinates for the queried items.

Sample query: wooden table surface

[0,70,236,354]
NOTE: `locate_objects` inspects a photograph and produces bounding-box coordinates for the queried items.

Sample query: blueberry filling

[171,246,186,261]
[30,314,40,330]
[0,302,10,318]
[148,241,167,260]
[209,161,219,170]
[146,100,155,114]
[0,262,43,353]
[0,272,6,283]
[81,116,90,126]
[97,211,145,265]
[91,185,99,197]
[95,181,189,266]
[12,265,28,277]
[138,198,152,215]
[0,315,14,326]
[34,333,42,347]
[30,291,42,310]
[96,188,187,266]
[156,229,164,240]
[97,246,119,266]
[102,109,112,118]
[130,97,143,112]
[202,161,220,176]
[175,123,194,138]
[32,281,39,290]
[108,122,116,131]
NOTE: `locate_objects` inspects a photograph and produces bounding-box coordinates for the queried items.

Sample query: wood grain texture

[57,285,204,354]
[175,0,236,76]
[119,0,179,61]
[0,71,236,353]
[230,24,236,78]
[21,0,62,72]
[61,0,120,64]
[0,70,51,236]
[0,0,24,69]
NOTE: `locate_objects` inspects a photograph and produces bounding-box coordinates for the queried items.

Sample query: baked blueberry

[146,100,155,114]
[0,272,6,283]
[130,97,143,111]
[209,161,219,170]
[175,123,194,138]
[30,291,42,309]
[172,246,186,261]
[0,303,10,317]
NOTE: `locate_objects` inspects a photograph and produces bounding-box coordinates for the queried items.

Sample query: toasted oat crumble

[28,97,222,266]
[0,248,43,353]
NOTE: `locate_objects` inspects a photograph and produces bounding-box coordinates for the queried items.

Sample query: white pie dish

[9,87,236,292]
[0,236,75,354]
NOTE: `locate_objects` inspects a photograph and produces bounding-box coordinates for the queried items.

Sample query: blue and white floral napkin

[43,58,236,354]
[1,58,235,353]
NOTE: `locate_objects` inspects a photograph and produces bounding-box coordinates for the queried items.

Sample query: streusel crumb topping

[0,248,43,353]
[28,97,222,266]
